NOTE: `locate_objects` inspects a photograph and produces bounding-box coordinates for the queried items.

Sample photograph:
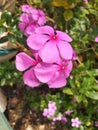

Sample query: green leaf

[1,11,12,25]
[0,27,6,35]
[63,88,73,95]
[10,19,19,27]
[0,36,8,43]
[86,91,98,100]
[63,10,73,21]
[52,0,75,9]
[89,9,98,16]
[8,34,16,43]
[94,69,98,76]
[79,125,85,130]
[1,78,6,86]
[0,19,6,26]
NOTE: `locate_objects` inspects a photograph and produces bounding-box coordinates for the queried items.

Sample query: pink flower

[21,4,46,25]
[34,59,73,88]
[43,101,57,118]
[27,26,73,63]
[71,117,81,128]
[95,36,98,42]
[19,5,46,36]
[61,117,68,123]
[65,110,73,115]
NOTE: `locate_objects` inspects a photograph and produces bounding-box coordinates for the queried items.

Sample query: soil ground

[2,85,64,130]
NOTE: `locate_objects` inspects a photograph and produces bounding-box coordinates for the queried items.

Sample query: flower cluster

[43,101,65,122]
[43,101,57,118]
[16,4,76,88]
[42,101,81,128]
[19,4,46,36]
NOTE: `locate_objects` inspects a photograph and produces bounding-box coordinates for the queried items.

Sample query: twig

[15,42,33,57]
[46,16,55,23]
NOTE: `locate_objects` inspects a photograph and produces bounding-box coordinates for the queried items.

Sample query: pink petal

[95,36,98,42]
[48,72,67,88]
[31,8,39,21]
[57,41,73,60]
[39,41,60,63]
[37,10,46,25]
[18,22,25,32]
[23,68,40,88]
[25,25,38,36]
[32,15,39,22]
[56,31,72,42]
[38,17,46,25]
[15,52,35,71]
[27,34,48,50]
[38,9,46,16]
[20,13,29,22]
[72,50,77,60]
[64,61,73,78]
[34,62,57,83]
[21,4,31,13]
[35,26,54,35]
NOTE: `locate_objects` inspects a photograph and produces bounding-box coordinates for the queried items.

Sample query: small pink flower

[65,110,73,115]
[27,26,73,63]
[61,117,68,123]
[95,36,98,42]
[43,108,51,118]
[53,113,63,122]
[43,101,57,118]
[48,101,57,111]
[71,117,81,128]
[73,97,78,103]
[53,116,62,121]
